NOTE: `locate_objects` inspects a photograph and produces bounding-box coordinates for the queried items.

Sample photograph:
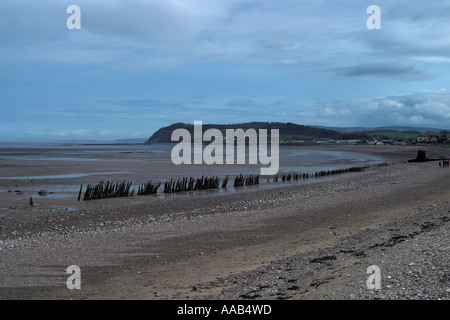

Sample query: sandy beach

[0,144,449,300]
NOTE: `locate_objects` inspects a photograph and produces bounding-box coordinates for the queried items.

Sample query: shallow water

[0,172,131,180]
[0,143,386,180]
[0,142,385,219]
[0,143,168,162]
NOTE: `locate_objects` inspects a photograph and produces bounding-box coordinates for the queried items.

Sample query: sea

[0,142,385,181]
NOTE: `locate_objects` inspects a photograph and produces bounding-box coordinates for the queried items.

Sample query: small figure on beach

[439,160,450,168]
[441,160,449,167]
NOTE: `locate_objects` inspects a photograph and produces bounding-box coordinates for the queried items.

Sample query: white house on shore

[417,133,439,143]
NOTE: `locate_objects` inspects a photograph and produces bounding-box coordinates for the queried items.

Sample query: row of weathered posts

[138,181,161,196]
[163,176,223,193]
[79,163,387,201]
[82,180,133,201]
[234,174,259,187]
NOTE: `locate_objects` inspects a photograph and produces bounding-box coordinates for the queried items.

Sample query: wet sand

[0,144,449,300]
[0,143,395,220]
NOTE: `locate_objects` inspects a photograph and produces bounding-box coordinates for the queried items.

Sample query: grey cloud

[0,1,67,42]
[385,2,450,24]
[318,91,450,128]
[0,1,358,68]
[357,30,450,61]
[332,61,435,82]
[4,0,450,72]
[84,2,193,45]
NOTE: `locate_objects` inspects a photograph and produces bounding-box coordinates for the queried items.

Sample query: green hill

[145,122,344,144]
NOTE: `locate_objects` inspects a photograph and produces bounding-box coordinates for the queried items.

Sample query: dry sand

[0,145,449,300]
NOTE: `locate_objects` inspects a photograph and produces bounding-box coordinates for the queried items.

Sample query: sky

[1,0,450,141]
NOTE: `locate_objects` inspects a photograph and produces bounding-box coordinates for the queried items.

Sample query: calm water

[0,143,166,162]
[0,142,385,181]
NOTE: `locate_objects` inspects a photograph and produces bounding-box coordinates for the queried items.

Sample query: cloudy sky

[1,0,450,141]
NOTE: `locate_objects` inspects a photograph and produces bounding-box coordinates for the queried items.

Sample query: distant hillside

[312,125,445,133]
[145,122,345,144]
[310,125,450,141]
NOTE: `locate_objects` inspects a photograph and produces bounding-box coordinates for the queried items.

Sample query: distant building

[417,133,431,142]
[417,133,439,143]
[447,133,450,142]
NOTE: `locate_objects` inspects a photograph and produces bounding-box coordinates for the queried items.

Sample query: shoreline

[0,143,441,222]
[0,145,449,300]
[0,143,397,221]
